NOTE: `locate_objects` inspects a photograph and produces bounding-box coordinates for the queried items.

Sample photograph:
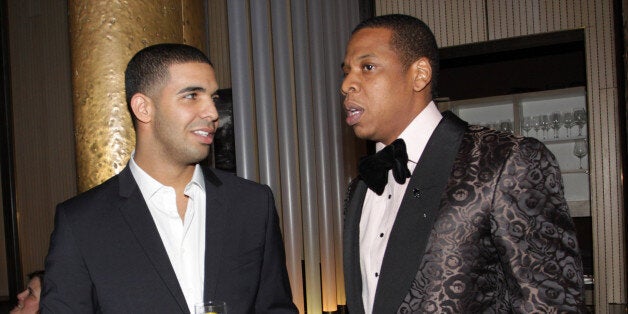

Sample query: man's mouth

[193,130,210,137]
[192,129,215,144]
[345,105,364,126]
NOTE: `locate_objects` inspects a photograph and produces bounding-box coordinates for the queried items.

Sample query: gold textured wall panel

[376,0,626,312]
[69,0,204,191]
[182,0,208,53]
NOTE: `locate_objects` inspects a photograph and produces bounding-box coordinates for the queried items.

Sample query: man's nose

[201,99,219,122]
[341,73,358,96]
[17,290,27,300]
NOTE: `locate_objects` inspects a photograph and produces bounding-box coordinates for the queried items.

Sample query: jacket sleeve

[491,137,586,313]
[41,205,98,313]
[254,186,299,313]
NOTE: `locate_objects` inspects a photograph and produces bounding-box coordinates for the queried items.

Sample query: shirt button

[375,272,379,277]
[379,233,384,238]
[388,194,392,199]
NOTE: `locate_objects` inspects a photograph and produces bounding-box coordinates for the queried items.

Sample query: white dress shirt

[359,102,442,313]
[129,155,206,314]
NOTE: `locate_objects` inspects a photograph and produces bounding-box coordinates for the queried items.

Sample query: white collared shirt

[129,155,206,314]
[359,102,442,313]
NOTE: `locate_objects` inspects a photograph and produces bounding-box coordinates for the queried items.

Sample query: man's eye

[362,64,375,71]
[184,93,197,99]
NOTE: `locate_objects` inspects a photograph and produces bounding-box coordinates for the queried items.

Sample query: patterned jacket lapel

[373,111,467,313]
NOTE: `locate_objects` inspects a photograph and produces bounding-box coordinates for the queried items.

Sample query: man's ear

[129,93,153,124]
[412,57,432,93]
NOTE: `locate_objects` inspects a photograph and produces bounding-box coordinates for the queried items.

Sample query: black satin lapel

[202,168,227,301]
[117,168,189,313]
[342,179,368,314]
[373,112,467,313]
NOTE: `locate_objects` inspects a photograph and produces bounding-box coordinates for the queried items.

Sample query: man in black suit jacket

[340,15,585,313]
[42,43,298,314]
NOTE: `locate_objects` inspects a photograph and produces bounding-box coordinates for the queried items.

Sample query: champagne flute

[573,139,588,170]
[521,116,532,136]
[563,111,574,138]
[573,108,587,137]
[550,111,562,138]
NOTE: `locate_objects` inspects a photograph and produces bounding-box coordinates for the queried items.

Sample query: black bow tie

[358,138,411,195]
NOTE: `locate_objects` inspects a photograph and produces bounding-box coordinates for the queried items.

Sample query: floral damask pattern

[398,127,585,313]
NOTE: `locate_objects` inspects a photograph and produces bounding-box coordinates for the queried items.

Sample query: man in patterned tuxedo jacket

[341,14,585,313]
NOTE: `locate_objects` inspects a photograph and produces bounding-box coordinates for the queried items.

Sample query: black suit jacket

[42,166,297,314]
[343,112,585,313]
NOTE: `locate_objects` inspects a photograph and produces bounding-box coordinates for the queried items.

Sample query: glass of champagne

[573,139,588,170]
[550,111,562,138]
[195,301,227,314]
[573,108,587,137]
[563,111,574,138]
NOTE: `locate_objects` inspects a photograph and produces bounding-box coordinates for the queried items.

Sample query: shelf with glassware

[438,86,590,217]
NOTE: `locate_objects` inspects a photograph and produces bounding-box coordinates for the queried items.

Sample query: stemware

[563,111,574,138]
[521,116,532,136]
[500,119,513,134]
[196,301,227,314]
[532,115,541,138]
[550,111,563,138]
[573,108,587,136]
[573,139,588,170]
[540,114,550,140]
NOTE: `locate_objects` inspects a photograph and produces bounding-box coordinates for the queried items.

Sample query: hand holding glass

[196,301,227,314]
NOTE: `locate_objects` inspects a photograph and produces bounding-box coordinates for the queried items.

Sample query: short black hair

[28,270,45,287]
[124,43,213,126]
[353,14,439,93]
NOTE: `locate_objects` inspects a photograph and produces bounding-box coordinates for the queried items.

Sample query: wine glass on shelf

[573,108,587,137]
[521,116,532,136]
[563,111,574,138]
[540,114,550,140]
[550,111,563,139]
[490,122,500,131]
[573,139,588,170]
[500,119,513,134]
[532,115,541,138]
